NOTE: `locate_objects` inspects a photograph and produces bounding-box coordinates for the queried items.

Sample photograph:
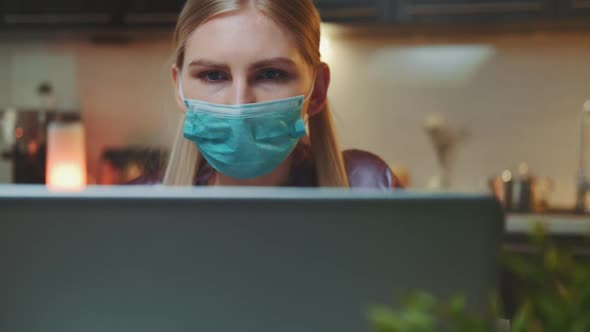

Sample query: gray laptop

[0,186,503,332]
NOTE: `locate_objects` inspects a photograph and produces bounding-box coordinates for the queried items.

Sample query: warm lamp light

[46,121,87,191]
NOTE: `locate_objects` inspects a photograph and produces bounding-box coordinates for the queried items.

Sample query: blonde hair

[163,0,349,187]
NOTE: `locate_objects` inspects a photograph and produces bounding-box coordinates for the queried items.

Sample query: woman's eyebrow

[188,59,230,70]
[250,57,297,70]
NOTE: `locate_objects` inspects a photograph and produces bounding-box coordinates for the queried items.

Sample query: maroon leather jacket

[129,143,402,189]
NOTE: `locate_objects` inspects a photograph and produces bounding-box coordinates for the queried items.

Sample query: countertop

[507,213,590,235]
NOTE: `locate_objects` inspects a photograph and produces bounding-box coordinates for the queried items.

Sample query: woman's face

[174,5,319,112]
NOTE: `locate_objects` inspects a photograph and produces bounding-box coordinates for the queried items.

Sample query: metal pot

[489,163,553,213]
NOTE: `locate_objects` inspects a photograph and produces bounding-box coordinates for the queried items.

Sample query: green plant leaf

[368,306,404,332]
[510,301,531,332]
[366,223,590,332]
[448,295,466,316]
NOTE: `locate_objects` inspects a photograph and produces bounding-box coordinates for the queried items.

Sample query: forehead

[184,7,305,67]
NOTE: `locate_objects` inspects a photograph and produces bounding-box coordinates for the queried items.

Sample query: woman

[160,0,399,189]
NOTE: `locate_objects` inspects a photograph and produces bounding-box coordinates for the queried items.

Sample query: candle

[46,121,87,191]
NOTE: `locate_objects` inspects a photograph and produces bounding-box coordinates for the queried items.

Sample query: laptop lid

[0,186,503,332]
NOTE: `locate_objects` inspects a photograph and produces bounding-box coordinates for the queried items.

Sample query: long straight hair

[163,0,349,187]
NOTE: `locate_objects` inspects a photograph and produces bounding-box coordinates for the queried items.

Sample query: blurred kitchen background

[0,0,589,211]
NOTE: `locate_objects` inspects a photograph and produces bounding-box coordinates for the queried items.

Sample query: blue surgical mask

[179,76,314,180]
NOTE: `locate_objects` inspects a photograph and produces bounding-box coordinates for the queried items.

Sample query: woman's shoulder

[342,149,402,189]
[296,143,402,189]
[126,172,163,185]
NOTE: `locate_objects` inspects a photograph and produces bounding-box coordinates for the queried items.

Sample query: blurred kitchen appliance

[490,163,553,213]
[99,147,168,185]
[0,109,81,184]
[1,81,82,184]
[0,109,17,146]
[576,100,590,213]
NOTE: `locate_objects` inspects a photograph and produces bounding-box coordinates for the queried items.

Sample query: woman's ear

[307,62,331,117]
[171,65,186,114]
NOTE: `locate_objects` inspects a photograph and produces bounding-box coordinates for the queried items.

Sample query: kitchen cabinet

[1,0,113,26]
[557,0,590,18]
[121,0,186,26]
[394,0,556,23]
[315,0,387,21]
[0,0,386,27]
[120,0,389,25]
[0,0,182,27]
[1,0,588,29]
[120,0,386,26]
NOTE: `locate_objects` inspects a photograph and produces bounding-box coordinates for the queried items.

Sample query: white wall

[322,27,589,207]
[0,27,588,207]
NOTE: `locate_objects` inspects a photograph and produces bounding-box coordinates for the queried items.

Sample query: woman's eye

[257,69,288,81]
[198,71,228,82]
